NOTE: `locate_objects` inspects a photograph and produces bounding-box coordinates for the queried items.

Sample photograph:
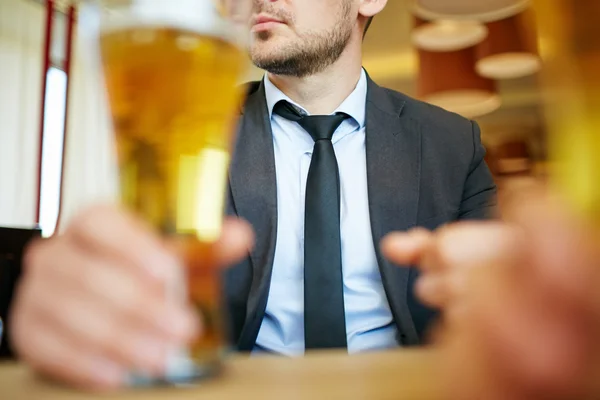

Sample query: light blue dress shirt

[253,70,398,356]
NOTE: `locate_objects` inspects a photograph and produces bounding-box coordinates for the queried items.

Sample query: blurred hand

[10,205,253,391]
[382,221,518,312]
[382,189,600,399]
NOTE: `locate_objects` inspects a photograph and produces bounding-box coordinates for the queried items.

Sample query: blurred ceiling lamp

[494,139,536,192]
[412,16,488,52]
[414,0,530,22]
[418,47,501,118]
[475,10,541,79]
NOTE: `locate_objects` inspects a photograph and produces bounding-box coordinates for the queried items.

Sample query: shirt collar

[263,69,367,129]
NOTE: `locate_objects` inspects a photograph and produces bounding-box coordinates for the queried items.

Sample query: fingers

[215,217,255,266]
[415,275,449,308]
[15,241,199,378]
[19,326,125,392]
[381,227,432,266]
[64,205,179,282]
[17,293,173,377]
[421,222,519,271]
[382,223,521,309]
[29,239,199,339]
[416,223,523,308]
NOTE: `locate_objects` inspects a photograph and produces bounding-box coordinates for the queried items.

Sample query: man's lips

[251,14,286,32]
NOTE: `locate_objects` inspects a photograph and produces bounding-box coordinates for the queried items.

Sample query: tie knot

[273,100,349,142]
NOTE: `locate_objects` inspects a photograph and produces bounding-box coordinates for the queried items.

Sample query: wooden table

[0,350,442,399]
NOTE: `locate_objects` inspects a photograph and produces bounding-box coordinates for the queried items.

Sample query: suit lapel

[365,76,421,344]
[229,81,278,347]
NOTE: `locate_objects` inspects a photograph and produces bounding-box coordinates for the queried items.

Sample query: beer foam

[100,0,233,41]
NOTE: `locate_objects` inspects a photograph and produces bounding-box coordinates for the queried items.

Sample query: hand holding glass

[84,0,250,384]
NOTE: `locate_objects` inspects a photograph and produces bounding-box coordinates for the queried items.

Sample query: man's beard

[250,3,353,78]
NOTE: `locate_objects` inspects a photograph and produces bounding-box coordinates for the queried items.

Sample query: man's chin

[250,41,290,65]
[250,55,284,73]
[250,55,300,76]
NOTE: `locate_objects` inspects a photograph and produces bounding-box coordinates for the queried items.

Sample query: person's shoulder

[237,81,263,102]
[235,81,263,114]
[244,80,262,97]
[378,85,475,134]
[372,83,481,160]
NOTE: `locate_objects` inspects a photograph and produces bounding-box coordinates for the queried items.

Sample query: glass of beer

[534,0,600,224]
[80,0,251,385]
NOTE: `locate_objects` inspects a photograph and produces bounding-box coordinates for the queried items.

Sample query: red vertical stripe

[35,0,54,226]
[55,5,76,233]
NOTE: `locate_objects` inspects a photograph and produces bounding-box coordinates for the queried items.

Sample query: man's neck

[266,41,363,115]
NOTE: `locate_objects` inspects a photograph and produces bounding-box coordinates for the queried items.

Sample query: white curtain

[58,10,119,230]
[0,0,44,228]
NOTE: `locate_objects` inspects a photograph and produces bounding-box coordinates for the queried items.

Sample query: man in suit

[7,0,496,390]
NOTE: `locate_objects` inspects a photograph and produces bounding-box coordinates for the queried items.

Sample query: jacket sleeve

[458,121,498,221]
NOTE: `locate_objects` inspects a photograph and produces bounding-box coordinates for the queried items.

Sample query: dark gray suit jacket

[224,75,497,351]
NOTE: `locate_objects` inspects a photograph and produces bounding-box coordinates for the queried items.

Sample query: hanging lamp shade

[414,0,530,21]
[418,47,501,118]
[475,9,541,79]
[412,15,488,52]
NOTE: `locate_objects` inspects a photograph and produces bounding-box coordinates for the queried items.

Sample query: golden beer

[534,0,600,223]
[96,2,247,383]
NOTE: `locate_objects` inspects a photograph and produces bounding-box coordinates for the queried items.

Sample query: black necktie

[273,100,348,350]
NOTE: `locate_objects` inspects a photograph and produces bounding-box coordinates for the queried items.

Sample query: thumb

[381,228,432,266]
[215,217,255,266]
[167,217,255,269]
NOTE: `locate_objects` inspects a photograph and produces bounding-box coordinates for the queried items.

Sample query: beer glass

[534,0,600,224]
[80,0,251,385]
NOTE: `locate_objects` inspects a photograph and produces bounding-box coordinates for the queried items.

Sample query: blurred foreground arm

[383,188,600,399]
